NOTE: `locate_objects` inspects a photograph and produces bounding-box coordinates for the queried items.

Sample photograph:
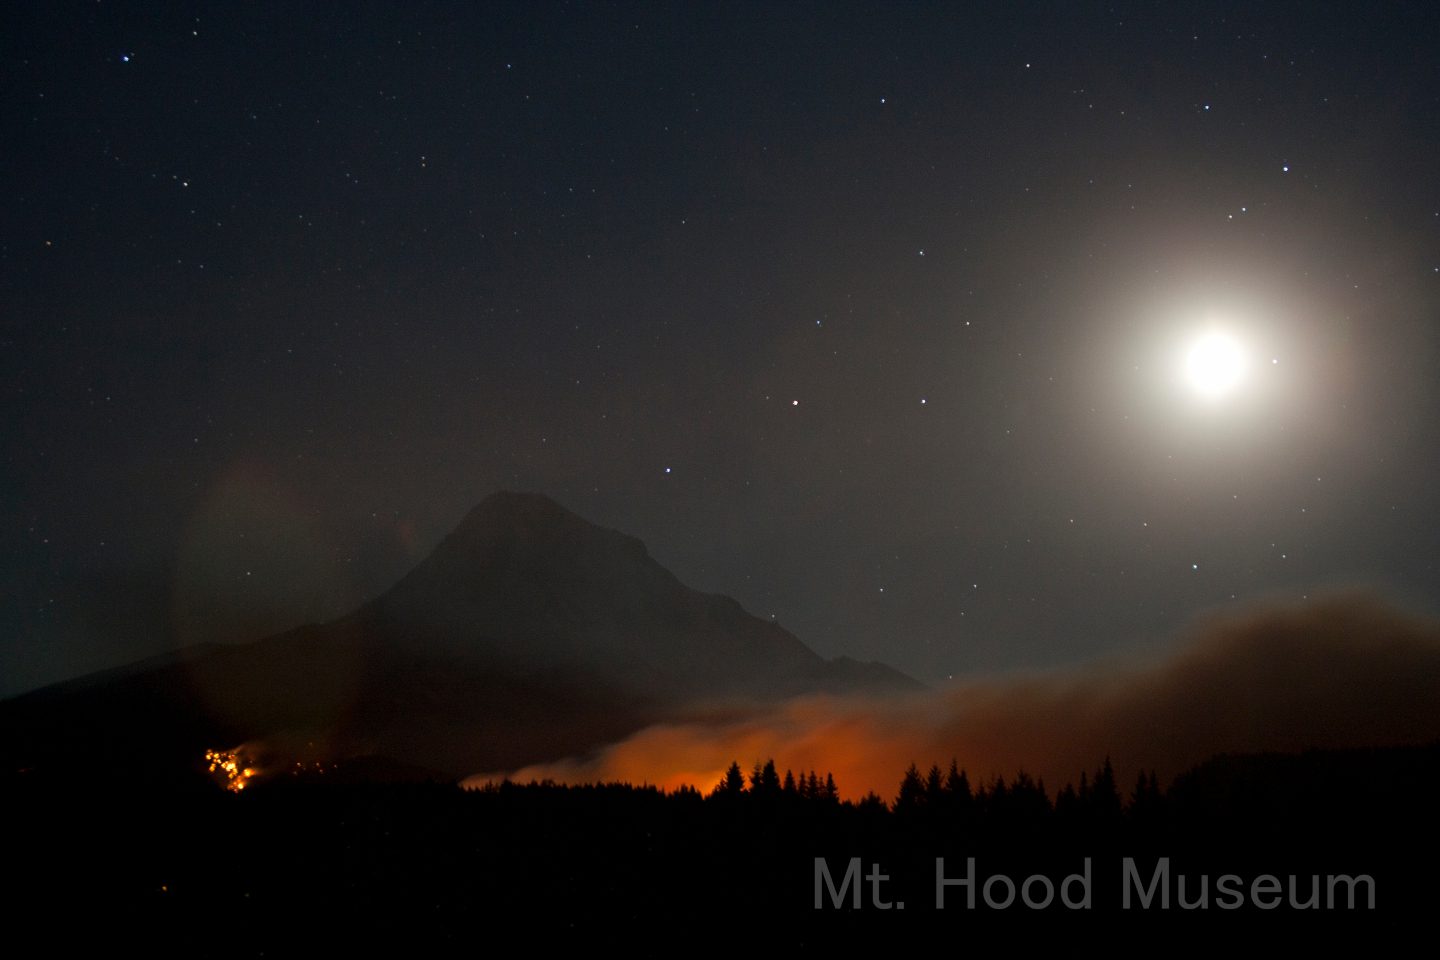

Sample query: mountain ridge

[2,491,916,784]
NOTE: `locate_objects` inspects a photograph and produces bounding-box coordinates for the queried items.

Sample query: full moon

[1183,329,1248,400]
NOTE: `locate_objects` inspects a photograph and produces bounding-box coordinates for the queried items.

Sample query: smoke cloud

[466,593,1440,799]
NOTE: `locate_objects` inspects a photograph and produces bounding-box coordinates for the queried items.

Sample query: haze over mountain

[1,492,914,783]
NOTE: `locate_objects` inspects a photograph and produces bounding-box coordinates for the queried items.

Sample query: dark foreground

[10,743,1439,953]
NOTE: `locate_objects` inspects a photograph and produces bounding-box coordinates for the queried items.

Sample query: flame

[205,747,259,793]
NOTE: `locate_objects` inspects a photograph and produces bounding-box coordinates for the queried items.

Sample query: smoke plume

[466,593,1440,799]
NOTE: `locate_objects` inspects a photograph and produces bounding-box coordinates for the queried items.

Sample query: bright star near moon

[1183,329,1249,400]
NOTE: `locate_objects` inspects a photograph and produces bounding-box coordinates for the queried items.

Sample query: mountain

[1,492,915,786]
[357,491,910,695]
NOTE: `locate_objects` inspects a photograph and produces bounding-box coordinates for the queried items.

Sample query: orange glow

[466,696,954,800]
[205,747,259,793]
[464,594,1440,801]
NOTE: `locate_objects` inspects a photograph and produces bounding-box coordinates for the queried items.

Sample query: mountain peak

[467,489,580,521]
[369,492,911,697]
[455,490,593,539]
[441,490,652,565]
[338,492,923,702]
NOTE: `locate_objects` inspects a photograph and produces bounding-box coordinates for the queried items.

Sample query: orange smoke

[466,592,1440,800]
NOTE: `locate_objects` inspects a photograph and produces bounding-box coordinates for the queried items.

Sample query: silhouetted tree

[944,760,974,819]
[895,763,926,812]
[1009,770,1051,819]
[925,764,945,805]
[715,761,747,796]
[988,774,1009,811]
[858,791,887,814]
[782,769,797,794]
[1128,769,1163,824]
[823,773,838,802]
[1055,781,1081,820]
[751,759,782,797]
[1091,757,1122,821]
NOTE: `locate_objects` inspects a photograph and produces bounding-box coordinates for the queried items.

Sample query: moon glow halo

[1183,329,1249,400]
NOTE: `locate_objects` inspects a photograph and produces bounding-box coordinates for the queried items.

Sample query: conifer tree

[754,759,782,796]
[716,761,747,796]
[896,763,926,812]
[1092,757,1122,820]
[925,764,945,804]
[945,759,973,812]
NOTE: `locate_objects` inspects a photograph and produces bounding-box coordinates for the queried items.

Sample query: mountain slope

[1,492,916,784]
[359,491,899,696]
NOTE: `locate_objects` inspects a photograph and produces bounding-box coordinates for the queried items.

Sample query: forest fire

[468,597,1440,800]
[205,748,258,793]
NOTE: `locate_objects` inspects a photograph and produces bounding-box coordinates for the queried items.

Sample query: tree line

[694,756,1161,820]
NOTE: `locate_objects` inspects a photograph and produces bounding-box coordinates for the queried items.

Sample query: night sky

[5,1,1440,697]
